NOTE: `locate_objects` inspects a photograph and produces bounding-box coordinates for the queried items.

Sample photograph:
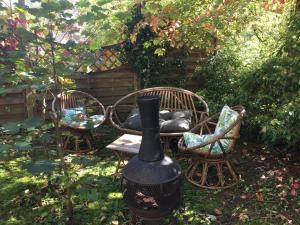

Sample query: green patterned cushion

[183,105,239,155]
[183,132,228,155]
[214,105,239,135]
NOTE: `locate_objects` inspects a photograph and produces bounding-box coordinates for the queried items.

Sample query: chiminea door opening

[122,96,183,225]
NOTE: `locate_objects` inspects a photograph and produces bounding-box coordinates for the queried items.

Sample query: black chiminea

[122,96,182,224]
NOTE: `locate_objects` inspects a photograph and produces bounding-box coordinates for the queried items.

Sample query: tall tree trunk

[296,0,300,12]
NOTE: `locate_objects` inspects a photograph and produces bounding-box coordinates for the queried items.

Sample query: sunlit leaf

[21,117,43,130]
[14,141,31,150]
[2,122,20,135]
[0,144,12,153]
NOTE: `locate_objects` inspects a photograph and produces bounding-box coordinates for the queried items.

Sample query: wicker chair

[52,90,106,153]
[178,105,246,189]
[107,87,209,151]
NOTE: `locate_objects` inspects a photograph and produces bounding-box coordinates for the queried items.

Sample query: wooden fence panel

[0,88,27,124]
[74,64,139,107]
[0,46,205,124]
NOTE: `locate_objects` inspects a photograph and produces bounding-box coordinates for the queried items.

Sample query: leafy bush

[195,48,242,113]
[195,51,300,150]
[240,56,300,149]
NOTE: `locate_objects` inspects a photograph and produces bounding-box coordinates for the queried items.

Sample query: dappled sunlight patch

[7,216,21,224]
[107,192,123,200]
[87,201,100,210]
[40,197,57,207]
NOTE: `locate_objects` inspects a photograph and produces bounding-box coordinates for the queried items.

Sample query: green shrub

[196,52,300,150]
[195,48,242,113]
[240,56,300,150]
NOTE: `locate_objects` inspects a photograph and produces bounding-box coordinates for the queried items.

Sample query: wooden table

[106,134,141,179]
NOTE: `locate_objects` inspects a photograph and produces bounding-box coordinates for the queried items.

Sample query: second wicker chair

[178,105,246,189]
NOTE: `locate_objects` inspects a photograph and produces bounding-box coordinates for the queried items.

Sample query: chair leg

[185,157,239,189]
[85,134,94,152]
[216,163,225,187]
[186,159,199,180]
[63,135,71,151]
[113,152,125,180]
[225,160,239,182]
[63,130,95,154]
[200,162,209,186]
[74,136,80,152]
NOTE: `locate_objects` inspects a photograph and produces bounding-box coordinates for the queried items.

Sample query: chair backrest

[113,87,209,125]
[212,105,245,153]
[54,90,105,117]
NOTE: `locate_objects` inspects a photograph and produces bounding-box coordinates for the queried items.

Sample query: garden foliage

[0,0,299,223]
[195,8,300,150]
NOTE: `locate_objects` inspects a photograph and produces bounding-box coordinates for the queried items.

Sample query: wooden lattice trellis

[77,43,125,73]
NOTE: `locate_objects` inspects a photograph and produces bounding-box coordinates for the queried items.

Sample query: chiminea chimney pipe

[137,96,164,162]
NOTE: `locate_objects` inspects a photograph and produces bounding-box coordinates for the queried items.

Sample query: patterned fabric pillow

[214,105,239,135]
[183,132,228,155]
[183,105,239,155]
[62,107,85,122]
[62,114,105,129]
[214,105,239,150]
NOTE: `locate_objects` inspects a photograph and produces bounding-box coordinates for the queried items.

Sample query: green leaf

[14,141,31,151]
[79,12,95,23]
[16,28,36,42]
[59,0,74,10]
[0,87,8,96]
[72,156,95,167]
[41,1,61,12]
[21,117,43,130]
[87,191,98,201]
[37,133,54,144]
[25,160,56,175]
[2,122,20,135]
[76,0,91,8]
[0,144,12,153]
[27,7,50,18]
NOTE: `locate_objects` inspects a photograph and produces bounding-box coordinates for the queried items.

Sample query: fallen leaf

[239,212,249,222]
[99,216,106,223]
[256,193,264,202]
[276,176,283,182]
[276,214,293,224]
[292,182,300,189]
[261,174,266,179]
[241,193,252,200]
[278,190,288,198]
[223,191,230,198]
[290,188,297,197]
[277,214,287,220]
[213,208,222,216]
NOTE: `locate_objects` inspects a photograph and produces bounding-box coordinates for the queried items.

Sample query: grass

[0,127,299,225]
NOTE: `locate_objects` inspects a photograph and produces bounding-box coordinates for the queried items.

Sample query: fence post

[25,87,35,118]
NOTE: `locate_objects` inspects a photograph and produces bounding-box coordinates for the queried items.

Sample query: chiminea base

[130,214,178,225]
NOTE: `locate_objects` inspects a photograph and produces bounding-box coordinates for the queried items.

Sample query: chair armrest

[178,132,240,153]
[107,105,124,131]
